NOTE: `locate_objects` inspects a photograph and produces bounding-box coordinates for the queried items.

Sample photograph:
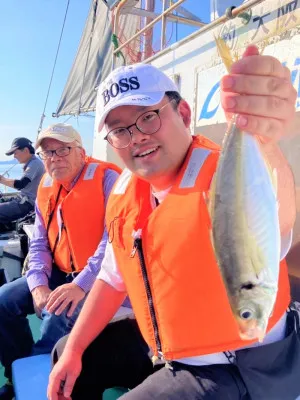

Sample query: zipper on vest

[60,210,76,272]
[132,233,163,365]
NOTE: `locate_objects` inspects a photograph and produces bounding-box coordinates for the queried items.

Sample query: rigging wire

[62,115,73,124]
[37,0,71,135]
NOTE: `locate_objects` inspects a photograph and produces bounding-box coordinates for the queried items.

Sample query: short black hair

[165,91,182,109]
[19,145,35,155]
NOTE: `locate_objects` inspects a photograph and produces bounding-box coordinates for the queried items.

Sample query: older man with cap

[0,137,44,230]
[0,123,121,400]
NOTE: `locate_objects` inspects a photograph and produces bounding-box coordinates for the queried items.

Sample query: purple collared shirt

[26,168,119,293]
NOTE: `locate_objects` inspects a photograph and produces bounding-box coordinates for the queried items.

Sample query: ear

[177,100,191,127]
[80,147,86,160]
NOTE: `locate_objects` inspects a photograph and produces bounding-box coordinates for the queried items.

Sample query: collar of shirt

[152,186,172,205]
[70,162,86,189]
[23,154,36,171]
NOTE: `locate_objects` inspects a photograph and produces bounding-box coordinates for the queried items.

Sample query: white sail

[54,0,142,117]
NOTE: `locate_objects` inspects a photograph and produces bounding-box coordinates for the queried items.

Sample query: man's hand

[47,349,82,400]
[220,45,297,142]
[32,285,52,317]
[46,283,85,317]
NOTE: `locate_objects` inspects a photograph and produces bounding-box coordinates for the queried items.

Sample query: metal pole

[161,0,167,50]
[128,7,206,27]
[113,0,187,54]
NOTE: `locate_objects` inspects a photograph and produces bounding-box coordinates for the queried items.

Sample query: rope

[37,0,71,135]
[112,33,126,65]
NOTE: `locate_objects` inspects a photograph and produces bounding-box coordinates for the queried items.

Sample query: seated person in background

[0,123,121,400]
[0,137,45,228]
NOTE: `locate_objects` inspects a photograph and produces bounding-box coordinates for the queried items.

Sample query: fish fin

[275,171,280,211]
[262,156,278,198]
[245,220,266,276]
[214,35,234,73]
[252,245,266,276]
[272,168,278,197]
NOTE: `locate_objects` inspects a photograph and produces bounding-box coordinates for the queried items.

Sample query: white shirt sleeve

[280,230,293,260]
[97,241,126,292]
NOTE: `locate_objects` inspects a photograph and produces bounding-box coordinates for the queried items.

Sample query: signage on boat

[196,0,300,127]
[196,50,300,126]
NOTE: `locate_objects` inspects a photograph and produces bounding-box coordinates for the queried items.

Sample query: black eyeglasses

[104,100,175,149]
[37,146,80,160]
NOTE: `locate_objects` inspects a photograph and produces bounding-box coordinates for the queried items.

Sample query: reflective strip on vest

[57,204,63,243]
[113,169,132,194]
[83,163,99,180]
[43,175,53,187]
[179,148,211,189]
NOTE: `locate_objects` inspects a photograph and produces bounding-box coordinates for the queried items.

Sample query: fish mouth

[238,320,266,342]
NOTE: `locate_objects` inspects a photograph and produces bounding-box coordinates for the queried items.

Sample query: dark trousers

[53,319,248,400]
[0,197,33,224]
[0,267,86,380]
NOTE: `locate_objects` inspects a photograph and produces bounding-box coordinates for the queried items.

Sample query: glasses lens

[56,147,71,157]
[38,151,48,160]
[136,111,160,134]
[108,129,131,149]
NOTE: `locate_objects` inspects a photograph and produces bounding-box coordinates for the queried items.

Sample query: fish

[209,37,281,342]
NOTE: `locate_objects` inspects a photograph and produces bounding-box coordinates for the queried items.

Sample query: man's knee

[41,301,83,331]
[0,202,16,221]
[0,277,27,314]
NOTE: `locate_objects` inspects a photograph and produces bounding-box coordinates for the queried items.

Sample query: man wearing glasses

[0,137,45,231]
[0,123,121,400]
[49,48,299,400]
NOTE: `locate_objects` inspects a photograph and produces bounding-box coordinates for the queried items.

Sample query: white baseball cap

[96,63,179,132]
[35,123,83,149]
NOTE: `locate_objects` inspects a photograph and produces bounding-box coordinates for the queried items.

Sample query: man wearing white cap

[49,47,300,400]
[0,123,121,399]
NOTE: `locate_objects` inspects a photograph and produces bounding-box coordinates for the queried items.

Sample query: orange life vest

[106,135,290,360]
[38,157,121,273]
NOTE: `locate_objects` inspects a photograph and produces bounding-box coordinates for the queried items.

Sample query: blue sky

[0,0,210,161]
[0,0,93,160]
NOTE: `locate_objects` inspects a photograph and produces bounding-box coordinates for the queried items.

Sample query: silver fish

[210,115,280,342]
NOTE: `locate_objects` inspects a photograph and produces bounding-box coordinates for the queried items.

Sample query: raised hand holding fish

[221,45,297,142]
[210,41,294,342]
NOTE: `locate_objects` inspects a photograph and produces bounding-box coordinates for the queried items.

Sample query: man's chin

[51,171,68,181]
[134,168,157,180]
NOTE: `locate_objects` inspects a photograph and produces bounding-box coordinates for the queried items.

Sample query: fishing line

[2,162,18,178]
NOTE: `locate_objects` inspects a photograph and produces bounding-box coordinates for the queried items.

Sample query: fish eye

[240,308,254,320]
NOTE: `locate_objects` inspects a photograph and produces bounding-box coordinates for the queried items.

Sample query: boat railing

[111,0,265,68]
[112,0,205,68]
